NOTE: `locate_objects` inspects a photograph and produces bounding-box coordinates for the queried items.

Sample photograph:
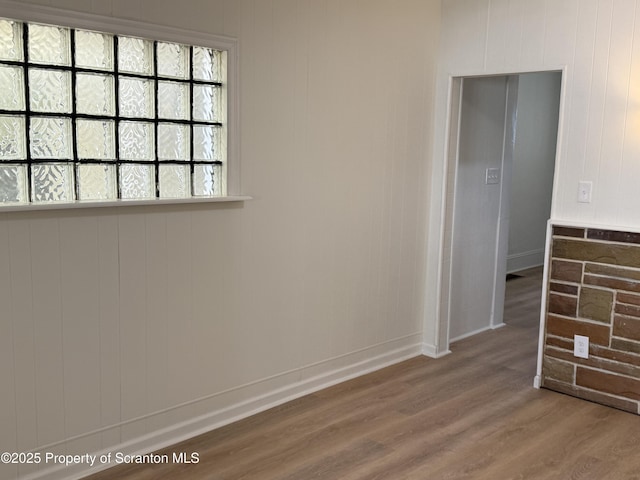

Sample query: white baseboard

[421,343,451,358]
[449,325,493,343]
[23,334,423,480]
[507,249,544,273]
[533,375,541,389]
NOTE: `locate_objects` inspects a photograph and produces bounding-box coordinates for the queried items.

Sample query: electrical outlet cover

[574,334,589,359]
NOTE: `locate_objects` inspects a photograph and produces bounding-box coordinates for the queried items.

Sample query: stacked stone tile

[543,226,640,414]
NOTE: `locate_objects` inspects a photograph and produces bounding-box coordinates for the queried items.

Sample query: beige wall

[425,0,640,354]
[0,1,440,478]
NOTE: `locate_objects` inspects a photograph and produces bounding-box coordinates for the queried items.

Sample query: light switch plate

[486,167,500,185]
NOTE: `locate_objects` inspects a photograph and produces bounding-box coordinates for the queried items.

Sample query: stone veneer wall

[542,226,640,414]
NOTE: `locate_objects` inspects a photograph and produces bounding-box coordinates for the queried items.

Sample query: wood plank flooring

[84,267,640,479]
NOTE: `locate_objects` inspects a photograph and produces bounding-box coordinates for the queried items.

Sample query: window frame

[0,0,247,211]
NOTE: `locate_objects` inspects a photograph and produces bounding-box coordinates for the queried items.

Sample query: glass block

[75,30,114,70]
[119,163,155,199]
[119,122,154,160]
[193,163,221,196]
[119,77,154,118]
[31,163,74,202]
[159,164,189,198]
[76,73,115,116]
[158,81,189,120]
[30,117,73,159]
[77,120,115,159]
[0,19,23,61]
[193,85,220,122]
[29,68,72,113]
[158,123,189,161]
[28,24,71,66]
[0,65,25,111]
[118,36,153,76]
[0,164,27,203]
[193,47,220,82]
[157,42,189,79]
[77,164,116,200]
[0,115,26,160]
[193,125,220,161]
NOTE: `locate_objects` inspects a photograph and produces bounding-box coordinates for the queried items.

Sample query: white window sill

[0,196,252,213]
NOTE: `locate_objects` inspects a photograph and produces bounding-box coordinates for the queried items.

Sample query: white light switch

[486,168,500,185]
[578,181,592,203]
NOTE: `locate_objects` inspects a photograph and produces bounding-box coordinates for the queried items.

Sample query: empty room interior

[2,0,640,479]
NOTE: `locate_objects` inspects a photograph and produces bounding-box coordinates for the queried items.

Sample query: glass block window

[0,17,225,205]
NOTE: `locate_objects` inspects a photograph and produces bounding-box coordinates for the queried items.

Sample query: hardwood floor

[84,267,640,479]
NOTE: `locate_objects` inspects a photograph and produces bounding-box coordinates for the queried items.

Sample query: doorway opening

[439,71,562,358]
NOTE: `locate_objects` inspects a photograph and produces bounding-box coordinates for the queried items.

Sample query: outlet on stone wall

[574,334,589,359]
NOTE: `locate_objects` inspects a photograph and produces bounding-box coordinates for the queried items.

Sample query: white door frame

[432,68,566,373]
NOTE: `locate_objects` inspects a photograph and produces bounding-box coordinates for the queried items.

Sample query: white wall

[425,0,640,354]
[0,1,440,479]
[508,72,561,273]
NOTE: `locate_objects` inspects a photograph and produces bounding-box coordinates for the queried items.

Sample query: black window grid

[0,19,224,203]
